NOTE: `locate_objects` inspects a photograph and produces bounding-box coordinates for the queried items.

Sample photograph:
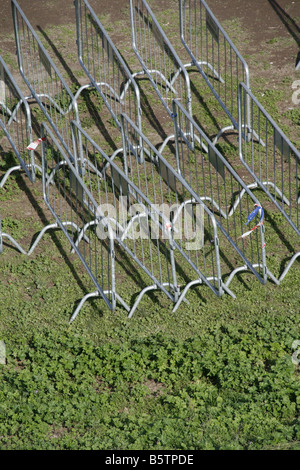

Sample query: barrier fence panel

[179,0,251,144]
[129,0,193,136]
[171,98,275,288]
[11,0,82,168]
[120,112,245,310]
[238,82,300,280]
[0,55,36,186]
[70,120,183,318]
[74,0,143,161]
[239,82,300,235]
[40,121,132,322]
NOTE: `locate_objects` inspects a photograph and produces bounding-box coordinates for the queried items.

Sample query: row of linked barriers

[0,0,299,322]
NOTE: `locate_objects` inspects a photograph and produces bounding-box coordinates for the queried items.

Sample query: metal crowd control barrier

[129,0,202,153]
[11,0,84,170]
[0,55,37,186]
[179,0,251,144]
[170,99,277,288]
[238,82,300,281]
[74,0,143,162]
[121,112,270,310]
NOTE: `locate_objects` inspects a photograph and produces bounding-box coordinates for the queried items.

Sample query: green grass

[0,313,299,450]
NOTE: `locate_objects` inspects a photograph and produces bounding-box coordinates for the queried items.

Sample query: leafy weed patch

[0,316,299,450]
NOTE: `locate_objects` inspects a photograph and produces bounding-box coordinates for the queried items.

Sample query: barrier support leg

[224,264,280,288]
[127,282,182,319]
[0,164,42,188]
[69,289,131,323]
[27,221,90,256]
[279,252,300,283]
[172,277,236,313]
[0,232,27,255]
